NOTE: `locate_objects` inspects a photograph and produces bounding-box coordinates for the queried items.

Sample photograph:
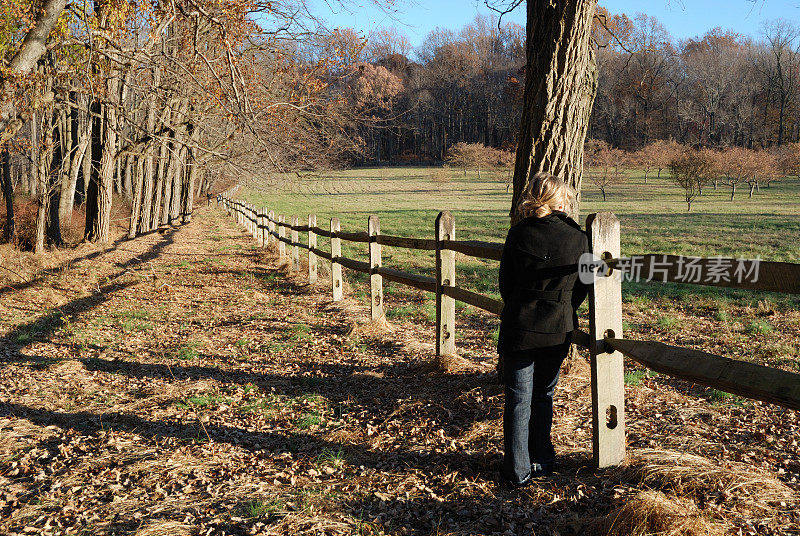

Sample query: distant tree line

[340,9,800,164]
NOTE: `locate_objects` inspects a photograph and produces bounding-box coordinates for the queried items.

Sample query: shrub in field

[585,139,626,200]
[669,148,713,211]
[712,147,757,201]
[773,142,800,185]
[445,142,510,180]
[634,140,682,184]
[747,150,778,197]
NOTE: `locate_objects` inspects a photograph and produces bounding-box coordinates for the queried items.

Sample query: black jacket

[498,211,590,352]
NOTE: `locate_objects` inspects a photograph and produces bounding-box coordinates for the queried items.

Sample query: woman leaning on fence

[498,172,590,487]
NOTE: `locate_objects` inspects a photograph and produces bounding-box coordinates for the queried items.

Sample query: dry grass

[597,490,724,536]
[623,449,796,511]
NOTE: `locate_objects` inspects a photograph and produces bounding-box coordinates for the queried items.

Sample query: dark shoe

[501,472,532,489]
[530,461,555,477]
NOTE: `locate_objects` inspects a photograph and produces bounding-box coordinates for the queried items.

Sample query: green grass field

[242,167,799,293]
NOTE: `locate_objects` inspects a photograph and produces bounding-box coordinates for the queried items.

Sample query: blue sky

[309,0,800,48]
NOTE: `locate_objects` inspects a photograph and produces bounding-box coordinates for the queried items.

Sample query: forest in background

[341,8,800,163]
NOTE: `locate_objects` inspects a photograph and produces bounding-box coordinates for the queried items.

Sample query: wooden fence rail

[218,194,800,468]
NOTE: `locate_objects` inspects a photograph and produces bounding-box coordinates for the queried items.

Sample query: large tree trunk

[34,111,52,254]
[92,96,118,242]
[58,94,79,226]
[46,108,64,247]
[140,68,161,232]
[64,95,90,219]
[128,155,144,238]
[1,149,14,242]
[151,105,172,229]
[510,0,598,221]
[502,0,599,380]
[83,101,102,239]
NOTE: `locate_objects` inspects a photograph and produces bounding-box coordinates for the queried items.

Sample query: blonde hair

[514,172,573,221]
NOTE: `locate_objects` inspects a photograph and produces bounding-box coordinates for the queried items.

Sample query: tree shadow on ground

[1,227,179,346]
[0,226,182,299]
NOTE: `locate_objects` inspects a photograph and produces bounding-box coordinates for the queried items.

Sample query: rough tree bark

[140,67,161,232]
[510,0,599,221]
[1,149,13,242]
[46,108,64,247]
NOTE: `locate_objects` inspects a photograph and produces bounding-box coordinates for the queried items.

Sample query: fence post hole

[291,216,300,271]
[368,215,383,320]
[278,215,286,260]
[308,214,318,283]
[435,211,456,357]
[331,218,343,301]
[267,210,275,247]
[586,212,625,469]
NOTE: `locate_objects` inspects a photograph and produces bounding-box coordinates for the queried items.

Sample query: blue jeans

[502,341,571,483]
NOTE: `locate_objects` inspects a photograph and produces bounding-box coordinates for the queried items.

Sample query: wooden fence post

[291,216,300,271]
[308,214,318,283]
[267,210,275,246]
[278,215,286,259]
[261,207,268,247]
[257,208,264,247]
[331,218,342,301]
[435,211,456,357]
[586,212,625,469]
[368,215,383,320]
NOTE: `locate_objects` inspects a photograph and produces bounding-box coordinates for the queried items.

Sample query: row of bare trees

[0,0,372,252]
[583,139,800,209]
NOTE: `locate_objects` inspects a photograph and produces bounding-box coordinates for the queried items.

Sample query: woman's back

[498,211,589,351]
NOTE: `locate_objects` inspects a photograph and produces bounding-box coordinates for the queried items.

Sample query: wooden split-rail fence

[219,194,800,469]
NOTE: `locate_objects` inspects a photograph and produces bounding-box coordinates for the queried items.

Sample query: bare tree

[761,20,800,146]
[585,139,626,201]
[669,149,712,211]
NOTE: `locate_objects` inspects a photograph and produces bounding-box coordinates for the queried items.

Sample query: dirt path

[0,205,797,536]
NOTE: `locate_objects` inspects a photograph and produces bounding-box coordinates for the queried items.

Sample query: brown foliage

[669,148,713,211]
[585,139,626,200]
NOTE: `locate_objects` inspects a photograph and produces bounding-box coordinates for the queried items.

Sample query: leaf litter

[0,206,797,535]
